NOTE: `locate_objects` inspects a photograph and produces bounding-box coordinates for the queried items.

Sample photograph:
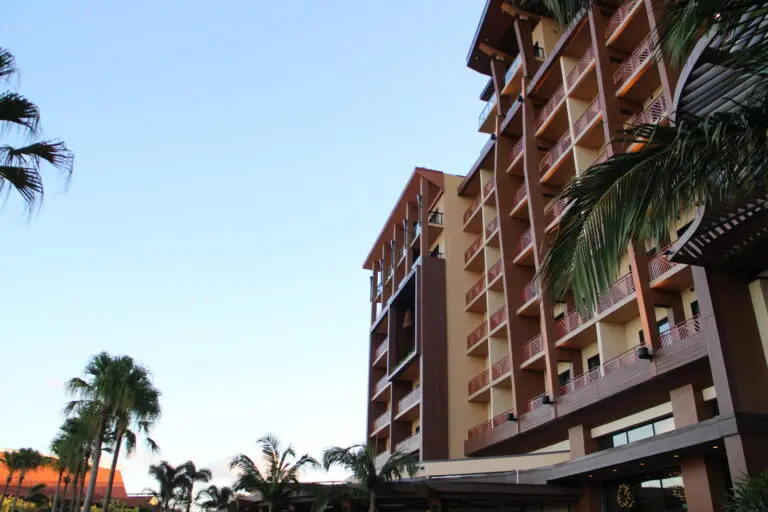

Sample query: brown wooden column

[588,4,623,153]
[569,424,598,459]
[629,242,662,351]
[574,484,603,512]
[680,458,728,512]
[670,384,708,427]
[643,0,679,104]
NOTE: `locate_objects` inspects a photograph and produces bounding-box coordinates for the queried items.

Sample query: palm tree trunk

[60,478,71,512]
[186,486,193,512]
[51,469,64,512]
[78,465,87,511]
[369,492,376,512]
[71,466,81,512]
[0,475,13,511]
[81,414,106,512]
[102,427,124,512]
[9,472,25,512]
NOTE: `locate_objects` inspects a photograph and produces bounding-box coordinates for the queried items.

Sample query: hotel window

[657,318,670,336]
[597,416,675,450]
[587,355,601,371]
[558,369,571,386]
[690,300,700,317]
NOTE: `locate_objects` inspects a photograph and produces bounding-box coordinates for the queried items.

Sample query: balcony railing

[483,176,496,198]
[560,366,601,395]
[395,348,416,368]
[628,94,668,128]
[467,320,488,349]
[487,259,503,283]
[479,97,496,127]
[492,409,515,428]
[398,244,407,262]
[397,387,421,414]
[504,54,523,87]
[566,47,594,89]
[485,216,500,238]
[555,309,593,339]
[573,97,601,139]
[614,34,655,87]
[535,84,565,130]
[465,275,485,306]
[648,246,679,281]
[373,339,388,361]
[374,375,389,396]
[520,279,539,304]
[517,226,533,254]
[594,146,610,165]
[660,315,701,348]
[464,197,481,225]
[372,410,391,432]
[603,346,640,375]
[374,450,390,468]
[465,233,484,263]
[511,137,525,163]
[513,183,527,209]
[395,432,421,454]
[468,419,492,439]
[606,0,642,39]
[545,197,569,225]
[428,248,445,259]
[522,333,544,360]
[491,355,511,380]
[596,272,636,314]
[411,221,421,242]
[468,369,490,395]
[539,131,572,174]
[428,210,444,225]
[386,266,393,281]
[526,392,548,412]
[490,306,507,331]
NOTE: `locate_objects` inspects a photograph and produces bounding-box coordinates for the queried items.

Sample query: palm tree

[66,352,160,512]
[1,451,21,511]
[22,483,49,509]
[726,471,768,510]
[146,461,189,512]
[47,454,68,512]
[537,0,768,309]
[179,462,211,512]
[320,444,418,512]
[52,416,94,512]
[60,475,72,512]
[0,47,74,211]
[8,448,47,512]
[229,435,319,512]
[196,485,235,511]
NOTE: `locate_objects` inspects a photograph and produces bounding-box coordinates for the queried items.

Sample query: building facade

[363,1,768,511]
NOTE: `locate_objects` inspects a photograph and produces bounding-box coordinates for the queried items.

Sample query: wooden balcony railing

[545,197,569,225]
[468,369,490,395]
[520,279,539,305]
[483,176,496,198]
[373,339,388,361]
[485,216,500,239]
[573,97,601,139]
[465,233,484,263]
[628,94,668,128]
[490,306,507,331]
[596,272,636,314]
[535,84,565,130]
[560,366,601,395]
[566,47,594,89]
[606,0,642,40]
[603,346,640,376]
[467,320,488,349]
[513,183,527,208]
[395,432,421,454]
[374,375,389,396]
[526,392,548,412]
[660,315,702,348]
[397,387,421,415]
[522,333,544,361]
[649,246,679,281]
[492,409,515,428]
[491,355,511,380]
[517,226,533,254]
[511,137,525,162]
[555,309,593,339]
[464,196,481,225]
[372,410,391,432]
[468,419,492,439]
[466,275,485,306]
[614,34,655,87]
[539,131,572,173]
[487,259,503,283]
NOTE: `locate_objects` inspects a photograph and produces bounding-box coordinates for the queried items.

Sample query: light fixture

[640,463,646,466]
[612,469,618,472]
[588,474,593,478]
[541,395,553,405]
[673,454,679,458]
[506,412,518,422]
[712,445,719,449]
[636,344,653,360]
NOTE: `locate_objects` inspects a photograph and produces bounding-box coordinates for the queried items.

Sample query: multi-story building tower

[364,1,768,510]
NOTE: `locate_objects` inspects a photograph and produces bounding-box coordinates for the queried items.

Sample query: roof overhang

[466,0,523,75]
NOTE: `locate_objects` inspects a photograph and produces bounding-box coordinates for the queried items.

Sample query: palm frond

[0,92,39,134]
[0,164,42,205]
[378,451,418,481]
[0,49,17,80]
[536,0,595,25]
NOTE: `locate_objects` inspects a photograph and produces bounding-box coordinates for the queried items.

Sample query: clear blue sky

[0,1,487,492]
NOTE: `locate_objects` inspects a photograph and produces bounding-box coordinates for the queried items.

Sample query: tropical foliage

[196,485,235,511]
[725,471,768,511]
[145,460,212,512]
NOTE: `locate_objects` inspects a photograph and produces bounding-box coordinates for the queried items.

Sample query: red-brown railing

[465,275,485,305]
[491,355,511,380]
[606,0,642,39]
[560,366,601,395]
[374,339,388,361]
[555,309,593,339]
[464,196,481,225]
[526,392,548,412]
[603,346,639,375]
[396,432,421,454]
[596,272,636,314]
[465,233,484,263]
[467,321,488,349]
[374,375,389,396]
[483,176,496,198]
[614,34,655,87]
[492,409,515,428]
[520,279,539,305]
[629,94,668,128]
[539,131,572,173]
[468,369,490,395]
[660,315,702,348]
[487,259,503,283]
[517,226,533,254]
[573,97,601,139]
[513,183,527,208]
[485,216,500,238]
[648,246,679,281]
[490,306,507,331]
[397,387,421,415]
[535,85,565,130]
[523,333,544,361]
[545,197,570,225]
[511,137,525,162]
[468,419,492,439]
[566,47,594,89]
[372,410,391,432]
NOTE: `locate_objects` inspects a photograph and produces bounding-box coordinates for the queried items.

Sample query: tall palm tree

[0,47,74,211]
[179,462,211,512]
[52,416,94,512]
[320,444,418,512]
[60,475,72,512]
[196,485,235,511]
[47,452,68,512]
[229,435,319,512]
[146,461,189,512]
[66,352,160,512]
[537,0,768,309]
[8,448,47,512]
[0,451,21,511]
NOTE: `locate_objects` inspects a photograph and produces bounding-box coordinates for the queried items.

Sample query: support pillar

[680,457,728,512]
[629,241,662,351]
[569,424,597,459]
[574,483,602,512]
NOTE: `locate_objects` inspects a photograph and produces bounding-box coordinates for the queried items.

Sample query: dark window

[554,311,565,322]
[638,330,645,343]
[596,416,675,450]
[657,318,670,335]
[558,370,571,386]
[587,355,601,370]
[690,300,700,316]
[414,426,420,434]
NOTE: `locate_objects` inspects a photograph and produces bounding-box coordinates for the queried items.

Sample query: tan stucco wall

[749,279,768,368]
[581,341,600,370]
[416,451,571,477]
[531,440,571,453]
[681,288,698,320]
[597,322,627,362]
[531,18,561,56]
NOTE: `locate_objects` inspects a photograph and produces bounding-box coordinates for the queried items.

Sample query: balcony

[463,196,482,229]
[374,450,390,468]
[483,176,496,203]
[510,183,528,217]
[572,97,602,142]
[605,0,643,42]
[396,387,421,418]
[479,96,497,133]
[373,339,388,367]
[487,259,504,290]
[514,226,534,263]
[485,216,500,246]
[467,320,489,355]
[507,138,525,174]
[428,210,444,226]
[560,366,601,395]
[596,272,636,315]
[565,47,595,91]
[535,84,565,133]
[518,279,539,316]
[493,409,515,428]
[544,197,569,230]
[539,131,572,180]
[373,375,389,399]
[649,246,678,282]
[372,410,391,434]
[614,34,655,94]
[555,309,594,343]
[468,419,492,440]
[465,275,486,312]
[464,233,484,270]
[468,369,491,400]
[521,334,544,365]
[627,94,668,132]
[501,54,524,96]
[526,392,548,413]
[649,247,690,290]
[659,315,701,348]
[395,432,421,455]
[491,355,511,382]
[489,306,507,333]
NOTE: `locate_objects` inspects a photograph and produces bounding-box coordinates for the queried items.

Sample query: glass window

[627,423,655,443]
[654,417,675,435]
[690,300,700,316]
[612,432,629,447]
[638,330,645,343]
[587,355,601,370]
[657,318,671,335]
[558,370,571,386]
